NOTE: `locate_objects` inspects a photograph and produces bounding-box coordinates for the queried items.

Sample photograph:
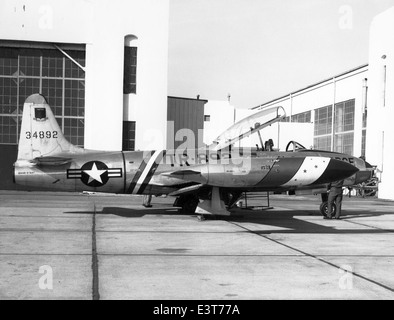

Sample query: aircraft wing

[161,169,207,184]
[210,106,286,151]
[164,169,202,176]
[168,183,205,196]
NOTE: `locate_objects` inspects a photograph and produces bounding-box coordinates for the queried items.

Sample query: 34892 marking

[25,131,58,140]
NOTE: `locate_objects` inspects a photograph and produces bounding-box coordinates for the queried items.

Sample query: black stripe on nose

[313,159,359,185]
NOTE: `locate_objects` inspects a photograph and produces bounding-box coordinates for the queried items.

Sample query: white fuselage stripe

[282,156,330,187]
[132,150,162,194]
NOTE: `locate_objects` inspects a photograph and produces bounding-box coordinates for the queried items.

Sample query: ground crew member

[326,179,344,219]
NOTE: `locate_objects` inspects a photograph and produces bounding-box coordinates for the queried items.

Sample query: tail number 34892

[26,131,58,139]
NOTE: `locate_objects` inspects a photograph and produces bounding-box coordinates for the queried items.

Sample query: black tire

[176,195,199,214]
[320,201,336,217]
[142,195,152,208]
[181,200,198,214]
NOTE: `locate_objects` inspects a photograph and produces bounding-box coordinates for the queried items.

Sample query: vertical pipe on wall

[331,77,336,152]
[381,131,384,182]
[361,78,368,158]
[381,55,387,108]
[383,65,387,107]
[362,78,368,114]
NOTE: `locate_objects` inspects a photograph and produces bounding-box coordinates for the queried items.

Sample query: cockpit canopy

[211,106,286,151]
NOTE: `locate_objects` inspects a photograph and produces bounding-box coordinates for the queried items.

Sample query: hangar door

[0,41,85,190]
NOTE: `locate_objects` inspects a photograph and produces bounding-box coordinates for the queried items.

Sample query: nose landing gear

[320,192,336,217]
[320,201,336,217]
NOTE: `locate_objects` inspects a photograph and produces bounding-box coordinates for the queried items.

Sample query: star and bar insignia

[67,161,122,187]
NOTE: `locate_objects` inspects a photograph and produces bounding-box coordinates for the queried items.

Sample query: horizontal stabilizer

[33,156,73,166]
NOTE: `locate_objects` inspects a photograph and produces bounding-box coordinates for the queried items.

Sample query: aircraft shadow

[65,205,183,218]
[220,208,394,235]
[65,204,394,235]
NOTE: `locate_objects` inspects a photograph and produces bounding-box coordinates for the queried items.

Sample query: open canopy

[210,106,286,150]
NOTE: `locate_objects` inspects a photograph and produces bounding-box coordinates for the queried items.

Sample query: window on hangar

[122,35,138,151]
[334,99,355,155]
[313,99,355,155]
[0,41,85,147]
[123,46,137,95]
[122,121,136,151]
[314,105,333,151]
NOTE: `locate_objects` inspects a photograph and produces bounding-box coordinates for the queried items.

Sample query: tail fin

[17,93,83,160]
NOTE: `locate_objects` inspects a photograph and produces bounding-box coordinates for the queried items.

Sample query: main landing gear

[174,187,242,220]
[173,194,200,214]
[142,195,153,208]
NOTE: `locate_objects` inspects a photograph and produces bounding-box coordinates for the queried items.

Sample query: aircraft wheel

[177,195,199,214]
[142,195,152,208]
[320,201,336,217]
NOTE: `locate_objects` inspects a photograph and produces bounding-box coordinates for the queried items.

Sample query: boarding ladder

[236,192,272,210]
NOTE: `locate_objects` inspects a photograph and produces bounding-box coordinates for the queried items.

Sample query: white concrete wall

[121,1,169,151]
[0,0,91,43]
[0,0,169,151]
[366,7,394,200]
[203,100,236,145]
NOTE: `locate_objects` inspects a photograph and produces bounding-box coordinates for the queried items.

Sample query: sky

[168,0,394,109]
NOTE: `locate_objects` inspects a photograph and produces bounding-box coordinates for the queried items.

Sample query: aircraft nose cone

[314,158,359,185]
[354,170,373,184]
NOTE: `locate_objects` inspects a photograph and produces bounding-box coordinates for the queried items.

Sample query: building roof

[168,96,208,103]
[252,64,369,109]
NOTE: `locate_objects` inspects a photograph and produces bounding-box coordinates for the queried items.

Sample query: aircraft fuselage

[14,148,362,195]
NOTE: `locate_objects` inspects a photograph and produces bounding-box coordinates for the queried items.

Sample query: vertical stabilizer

[17,93,83,160]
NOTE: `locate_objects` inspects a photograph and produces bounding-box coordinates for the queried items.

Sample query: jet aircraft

[13,94,371,216]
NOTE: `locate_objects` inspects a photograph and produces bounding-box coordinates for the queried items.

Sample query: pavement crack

[228,221,394,294]
[342,219,394,233]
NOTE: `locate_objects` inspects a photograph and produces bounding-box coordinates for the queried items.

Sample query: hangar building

[204,7,394,200]
[0,0,169,189]
[251,64,368,158]
[248,7,394,201]
[365,7,394,201]
[0,0,169,152]
[0,2,393,201]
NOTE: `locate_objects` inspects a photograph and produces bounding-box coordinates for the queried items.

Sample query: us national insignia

[67,161,122,187]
